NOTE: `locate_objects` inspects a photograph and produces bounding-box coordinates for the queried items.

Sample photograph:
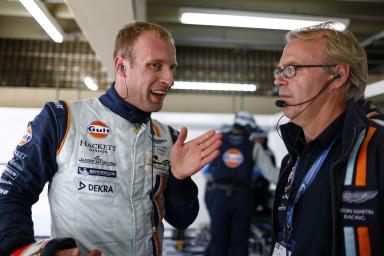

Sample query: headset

[118,63,130,99]
[274,73,342,140]
[119,64,125,73]
[275,73,341,108]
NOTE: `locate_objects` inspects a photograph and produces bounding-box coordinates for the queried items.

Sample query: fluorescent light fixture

[84,76,98,91]
[365,80,384,98]
[180,8,349,31]
[19,0,64,43]
[173,81,257,92]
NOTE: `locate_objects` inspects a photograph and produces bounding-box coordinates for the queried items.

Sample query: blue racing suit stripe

[0,100,69,255]
[54,100,70,157]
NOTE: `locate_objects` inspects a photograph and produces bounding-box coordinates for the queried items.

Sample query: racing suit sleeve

[0,101,69,256]
[164,126,199,230]
[253,143,279,184]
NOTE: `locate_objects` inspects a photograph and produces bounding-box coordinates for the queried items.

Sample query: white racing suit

[0,84,199,256]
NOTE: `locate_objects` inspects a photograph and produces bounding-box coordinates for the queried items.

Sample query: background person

[204,111,276,256]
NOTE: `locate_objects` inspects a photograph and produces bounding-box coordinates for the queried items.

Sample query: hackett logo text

[79,139,116,154]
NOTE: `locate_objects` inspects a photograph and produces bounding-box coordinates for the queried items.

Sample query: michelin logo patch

[78,166,116,178]
[76,179,116,197]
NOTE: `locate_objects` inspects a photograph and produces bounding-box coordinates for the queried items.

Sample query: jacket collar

[99,82,151,124]
[280,100,368,157]
[340,100,368,151]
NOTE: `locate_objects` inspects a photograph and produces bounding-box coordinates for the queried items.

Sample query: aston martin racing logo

[342,191,378,204]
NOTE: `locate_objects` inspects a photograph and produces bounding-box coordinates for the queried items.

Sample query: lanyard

[284,139,336,242]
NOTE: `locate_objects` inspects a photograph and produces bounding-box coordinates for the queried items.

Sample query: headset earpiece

[333,73,341,80]
[117,63,126,77]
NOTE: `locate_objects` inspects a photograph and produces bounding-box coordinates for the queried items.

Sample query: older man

[272,22,384,256]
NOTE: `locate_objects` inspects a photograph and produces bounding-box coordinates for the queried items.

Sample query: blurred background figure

[250,126,276,219]
[203,111,276,256]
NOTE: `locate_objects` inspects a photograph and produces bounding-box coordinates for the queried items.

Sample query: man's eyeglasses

[273,64,336,79]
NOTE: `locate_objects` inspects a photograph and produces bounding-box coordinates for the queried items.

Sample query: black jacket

[272,101,384,256]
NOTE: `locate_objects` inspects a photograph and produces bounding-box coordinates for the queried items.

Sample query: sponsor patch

[223,148,244,168]
[78,166,116,178]
[78,156,116,166]
[148,135,168,145]
[87,121,111,139]
[19,125,32,146]
[76,179,116,197]
[14,150,28,159]
[3,166,19,180]
[342,191,378,204]
[52,101,64,109]
[8,159,23,172]
[0,178,12,185]
[145,151,170,175]
[340,207,375,221]
[0,187,9,195]
[153,154,170,172]
[79,139,116,154]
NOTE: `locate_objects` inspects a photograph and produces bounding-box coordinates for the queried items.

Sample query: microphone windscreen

[275,100,286,108]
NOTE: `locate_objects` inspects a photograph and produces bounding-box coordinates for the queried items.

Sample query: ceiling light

[365,80,384,98]
[84,76,98,91]
[172,81,257,92]
[180,8,349,31]
[19,0,64,43]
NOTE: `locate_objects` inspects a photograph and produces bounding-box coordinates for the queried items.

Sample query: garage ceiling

[1,0,384,112]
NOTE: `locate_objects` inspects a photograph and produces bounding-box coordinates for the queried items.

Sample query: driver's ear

[114,56,126,78]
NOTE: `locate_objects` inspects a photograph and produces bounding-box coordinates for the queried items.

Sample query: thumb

[175,127,188,146]
[88,249,102,256]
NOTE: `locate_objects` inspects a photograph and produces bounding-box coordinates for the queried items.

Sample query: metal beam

[65,0,135,80]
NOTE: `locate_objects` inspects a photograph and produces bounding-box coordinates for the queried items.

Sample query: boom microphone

[275,73,341,108]
[275,100,288,108]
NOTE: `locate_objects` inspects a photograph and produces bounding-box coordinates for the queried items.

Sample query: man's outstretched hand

[170,127,222,179]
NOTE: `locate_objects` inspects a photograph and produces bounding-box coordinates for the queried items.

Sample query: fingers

[88,249,102,256]
[199,132,222,152]
[200,134,222,157]
[190,129,217,145]
[175,127,188,146]
[200,148,221,167]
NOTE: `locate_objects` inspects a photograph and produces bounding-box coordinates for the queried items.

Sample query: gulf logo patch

[19,125,32,146]
[87,121,111,139]
[223,148,244,168]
